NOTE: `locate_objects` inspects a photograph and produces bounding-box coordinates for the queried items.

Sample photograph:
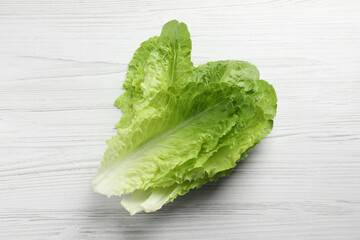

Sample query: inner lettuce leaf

[92,20,277,215]
[114,20,193,129]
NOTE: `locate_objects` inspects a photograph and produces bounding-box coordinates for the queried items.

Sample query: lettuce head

[92,20,277,215]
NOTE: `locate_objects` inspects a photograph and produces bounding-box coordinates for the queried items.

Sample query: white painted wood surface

[1,0,360,239]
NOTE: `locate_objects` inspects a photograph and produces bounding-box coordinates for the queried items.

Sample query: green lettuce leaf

[93,82,247,195]
[92,20,277,215]
[114,20,194,129]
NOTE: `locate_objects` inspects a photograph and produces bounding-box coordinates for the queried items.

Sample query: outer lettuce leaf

[93,80,276,210]
[93,82,247,196]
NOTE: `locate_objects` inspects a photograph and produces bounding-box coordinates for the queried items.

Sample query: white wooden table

[1,1,360,239]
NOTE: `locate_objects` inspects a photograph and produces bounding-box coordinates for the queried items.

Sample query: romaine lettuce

[92,20,277,215]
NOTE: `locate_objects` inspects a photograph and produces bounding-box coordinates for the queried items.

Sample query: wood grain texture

[1,0,360,239]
